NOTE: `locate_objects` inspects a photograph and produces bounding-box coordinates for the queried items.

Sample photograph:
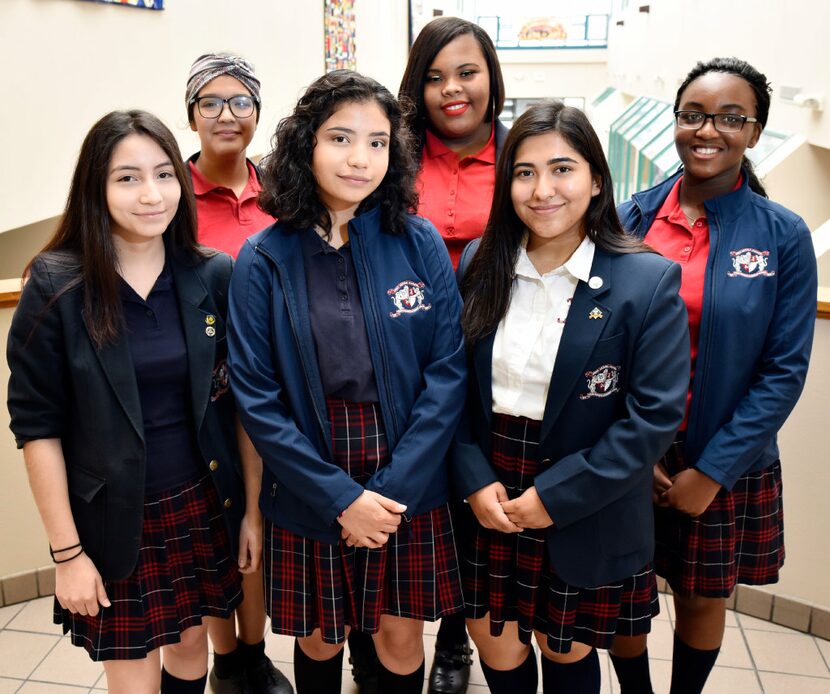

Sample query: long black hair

[258,70,418,236]
[399,16,505,161]
[460,101,647,344]
[675,57,771,197]
[26,110,200,348]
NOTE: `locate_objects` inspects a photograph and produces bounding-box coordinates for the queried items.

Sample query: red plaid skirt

[654,439,784,598]
[264,398,463,644]
[54,475,243,661]
[459,413,659,653]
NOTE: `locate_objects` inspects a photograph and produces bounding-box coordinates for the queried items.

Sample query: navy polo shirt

[120,263,204,493]
[300,229,379,402]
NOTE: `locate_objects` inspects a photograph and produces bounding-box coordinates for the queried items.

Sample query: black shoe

[348,630,380,694]
[209,665,248,694]
[245,654,294,694]
[428,639,473,694]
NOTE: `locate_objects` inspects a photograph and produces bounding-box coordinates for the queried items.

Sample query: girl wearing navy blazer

[227,71,466,694]
[615,58,817,694]
[7,111,259,694]
[454,102,689,694]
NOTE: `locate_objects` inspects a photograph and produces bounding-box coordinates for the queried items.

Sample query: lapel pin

[205,326,216,337]
[588,276,603,289]
[205,314,216,325]
[588,307,603,320]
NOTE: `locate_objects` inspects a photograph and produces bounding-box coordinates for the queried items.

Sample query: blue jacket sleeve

[534,261,690,528]
[364,227,468,510]
[694,217,817,490]
[227,241,363,523]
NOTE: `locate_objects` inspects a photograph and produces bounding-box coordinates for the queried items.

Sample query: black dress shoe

[348,630,380,694]
[209,665,248,694]
[245,655,294,694]
[428,639,473,694]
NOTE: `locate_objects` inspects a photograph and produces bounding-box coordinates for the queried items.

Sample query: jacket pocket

[68,466,106,503]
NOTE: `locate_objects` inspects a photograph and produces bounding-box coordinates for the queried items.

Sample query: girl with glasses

[454,101,689,694]
[614,58,817,694]
[184,53,290,694]
[7,110,254,693]
[185,53,276,260]
[227,70,466,694]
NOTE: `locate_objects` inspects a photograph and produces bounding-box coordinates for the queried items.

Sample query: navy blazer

[454,241,690,587]
[7,247,244,581]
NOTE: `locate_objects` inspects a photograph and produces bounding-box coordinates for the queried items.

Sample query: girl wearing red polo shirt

[614,58,817,694]
[185,53,276,260]
[185,54,289,694]
[399,16,508,271]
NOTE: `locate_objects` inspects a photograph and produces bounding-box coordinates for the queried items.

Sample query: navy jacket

[454,241,690,587]
[618,171,817,490]
[7,248,244,581]
[227,208,467,545]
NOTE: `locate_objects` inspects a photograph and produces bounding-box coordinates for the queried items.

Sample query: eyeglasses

[674,110,759,133]
[193,95,256,119]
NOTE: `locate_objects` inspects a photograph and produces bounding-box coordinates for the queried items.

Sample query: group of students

[6,15,817,694]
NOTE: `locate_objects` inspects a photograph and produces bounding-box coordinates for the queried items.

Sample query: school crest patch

[579,364,621,400]
[387,280,432,318]
[210,359,230,402]
[727,248,775,278]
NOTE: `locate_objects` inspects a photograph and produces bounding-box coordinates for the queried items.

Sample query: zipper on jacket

[254,245,332,456]
[686,209,719,450]
[271,482,277,498]
[350,228,400,442]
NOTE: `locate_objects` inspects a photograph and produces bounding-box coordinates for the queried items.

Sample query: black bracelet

[49,542,82,558]
[53,547,84,564]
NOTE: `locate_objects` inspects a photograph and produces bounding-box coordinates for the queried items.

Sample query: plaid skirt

[460,413,659,653]
[654,439,785,598]
[264,398,464,644]
[55,475,243,661]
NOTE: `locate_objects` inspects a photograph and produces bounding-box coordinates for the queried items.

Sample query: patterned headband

[186,53,261,111]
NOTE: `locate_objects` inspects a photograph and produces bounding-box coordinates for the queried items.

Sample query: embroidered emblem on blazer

[727,248,776,278]
[210,359,230,402]
[387,280,432,318]
[579,364,621,400]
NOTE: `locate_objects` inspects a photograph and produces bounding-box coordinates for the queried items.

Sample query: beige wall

[607,0,830,149]
[776,319,830,606]
[499,48,608,102]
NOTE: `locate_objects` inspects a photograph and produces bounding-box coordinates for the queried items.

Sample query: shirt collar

[188,159,262,198]
[515,234,595,283]
[423,124,496,164]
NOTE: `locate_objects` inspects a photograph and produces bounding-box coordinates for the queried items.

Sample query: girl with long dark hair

[614,57,817,694]
[7,110,254,693]
[227,70,467,694]
[454,101,689,694]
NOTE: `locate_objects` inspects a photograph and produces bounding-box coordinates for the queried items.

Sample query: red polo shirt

[189,160,275,259]
[645,175,741,428]
[416,127,497,269]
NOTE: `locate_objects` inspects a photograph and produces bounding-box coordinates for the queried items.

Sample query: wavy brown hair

[258,70,418,236]
[25,110,200,349]
[460,101,647,344]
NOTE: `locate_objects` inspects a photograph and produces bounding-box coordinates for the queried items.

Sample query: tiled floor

[1,594,829,692]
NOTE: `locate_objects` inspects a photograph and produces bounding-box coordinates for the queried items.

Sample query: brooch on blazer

[205,314,216,337]
[579,364,621,399]
[588,307,603,320]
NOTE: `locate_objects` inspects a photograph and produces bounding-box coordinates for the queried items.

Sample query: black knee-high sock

[377,658,426,694]
[610,650,654,694]
[160,668,207,694]
[540,648,600,694]
[670,633,720,694]
[293,638,344,694]
[211,646,243,679]
[436,611,468,648]
[479,649,538,694]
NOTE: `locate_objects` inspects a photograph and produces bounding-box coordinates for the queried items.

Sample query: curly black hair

[258,70,418,236]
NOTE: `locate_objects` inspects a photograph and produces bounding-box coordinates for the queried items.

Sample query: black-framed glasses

[674,110,759,133]
[193,95,256,119]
